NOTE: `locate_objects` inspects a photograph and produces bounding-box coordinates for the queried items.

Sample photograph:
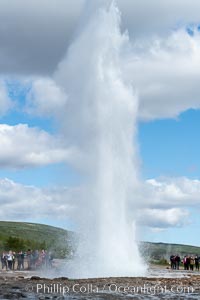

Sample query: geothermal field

[1,0,200,299]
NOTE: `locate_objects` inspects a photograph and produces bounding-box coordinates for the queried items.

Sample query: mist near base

[55,1,146,278]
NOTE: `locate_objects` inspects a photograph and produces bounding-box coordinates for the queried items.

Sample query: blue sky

[138,110,200,245]
[139,109,200,180]
[1,0,200,248]
[4,107,198,188]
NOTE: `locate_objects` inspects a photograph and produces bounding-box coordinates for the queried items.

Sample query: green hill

[140,241,200,262]
[0,221,74,258]
[1,221,200,261]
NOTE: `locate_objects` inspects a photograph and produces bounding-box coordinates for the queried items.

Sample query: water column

[55,2,146,277]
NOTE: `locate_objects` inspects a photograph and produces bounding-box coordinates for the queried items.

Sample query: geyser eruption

[55,1,146,277]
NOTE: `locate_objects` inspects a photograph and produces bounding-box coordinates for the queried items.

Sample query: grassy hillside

[140,241,200,261]
[0,221,74,257]
[1,221,200,261]
[0,221,72,241]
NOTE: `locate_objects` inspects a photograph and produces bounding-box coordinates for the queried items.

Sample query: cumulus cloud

[0,177,101,229]
[145,177,200,208]
[0,124,73,168]
[0,178,77,221]
[122,27,200,120]
[1,0,200,75]
[23,4,200,122]
[26,78,68,116]
[136,208,189,229]
[0,175,199,229]
[131,177,200,229]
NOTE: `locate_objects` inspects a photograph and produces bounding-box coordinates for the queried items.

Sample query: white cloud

[123,27,200,120]
[0,178,99,229]
[0,175,199,230]
[24,8,200,122]
[136,208,189,229]
[127,177,200,229]
[0,178,76,221]
[1,0,200,75]
[0,124,73,168]
[26,78,68,116]
[144,177,200,208]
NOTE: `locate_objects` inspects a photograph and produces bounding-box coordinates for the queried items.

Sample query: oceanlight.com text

[27,282,195,296]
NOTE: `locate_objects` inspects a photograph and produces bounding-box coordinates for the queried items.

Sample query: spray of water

[55,1,146,278]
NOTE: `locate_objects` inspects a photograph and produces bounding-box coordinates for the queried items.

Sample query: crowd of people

[170,254,200,271]
[1,249,53,271]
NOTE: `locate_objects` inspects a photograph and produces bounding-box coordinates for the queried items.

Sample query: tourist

[26,249,32,270]
[183,256,187,270]
[189,256,195,271]
[175,255,181,270]
[1,252,8,270]
[7,251,13,270]
[0,248,54,271]
[195,255,199,271]
[17,251,25,270]
[32,250,39,269]
[170,255,176,269]
[12,252,16,270]
[186,256,190,270]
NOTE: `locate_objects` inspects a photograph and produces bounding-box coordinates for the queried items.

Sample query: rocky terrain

[0,269,200,299]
